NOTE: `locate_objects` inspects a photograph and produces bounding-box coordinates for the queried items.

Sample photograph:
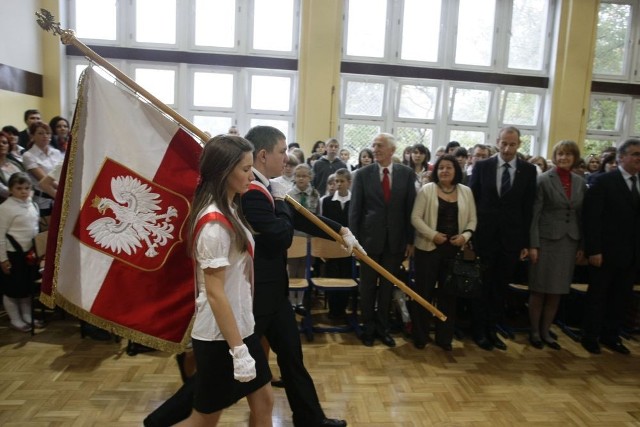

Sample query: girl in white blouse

[177,135,272,427]
[0,172,40,332]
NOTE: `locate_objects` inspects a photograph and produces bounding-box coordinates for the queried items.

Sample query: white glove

[341,229,366,256]
[229,344,256,382]
[269,179,290,200]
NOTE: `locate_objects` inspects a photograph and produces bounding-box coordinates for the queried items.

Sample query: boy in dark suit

[320,168,353,319]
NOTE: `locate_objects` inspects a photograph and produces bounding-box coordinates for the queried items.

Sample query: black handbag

[441,247,482,298]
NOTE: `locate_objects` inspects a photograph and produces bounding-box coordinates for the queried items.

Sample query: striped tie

[500,163,511,196]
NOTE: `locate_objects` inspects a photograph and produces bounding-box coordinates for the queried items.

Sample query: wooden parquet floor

[1,316,639,426]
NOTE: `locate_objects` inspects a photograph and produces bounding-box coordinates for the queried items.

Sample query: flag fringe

[54,292,194,354]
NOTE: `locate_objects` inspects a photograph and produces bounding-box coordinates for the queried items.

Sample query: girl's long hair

[187,135,254,255]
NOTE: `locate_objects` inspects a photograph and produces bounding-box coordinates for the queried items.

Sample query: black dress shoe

[529,334,544,349]
[581,338,601,354]
[542,338,561,351]
[361,336,374,347]
[600,339,630,355]
[379,334,396,348]
[315,418,347,427]
[474,337,494,351]
[414,341,426,350]
[436,341,452,351]
[488,332,507,350]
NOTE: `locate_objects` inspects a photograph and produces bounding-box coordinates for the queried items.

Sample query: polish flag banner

[41,67,202,352]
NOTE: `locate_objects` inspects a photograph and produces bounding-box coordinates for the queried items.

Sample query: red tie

[382,167,391,203]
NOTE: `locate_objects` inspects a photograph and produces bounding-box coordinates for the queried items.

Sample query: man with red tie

[349,133,416,347]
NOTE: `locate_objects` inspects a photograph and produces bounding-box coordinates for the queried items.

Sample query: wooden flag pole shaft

[51,29,209,143]
[284,195,447,322]
[64,35,209,143]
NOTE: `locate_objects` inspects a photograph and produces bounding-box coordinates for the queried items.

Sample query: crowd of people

[2,114,638,426]
[152,125,637,426]
[1,109,66,334]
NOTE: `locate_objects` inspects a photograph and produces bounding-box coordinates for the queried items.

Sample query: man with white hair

[349,133,416,347]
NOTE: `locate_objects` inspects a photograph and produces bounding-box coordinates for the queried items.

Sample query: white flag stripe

[57,68,182,310]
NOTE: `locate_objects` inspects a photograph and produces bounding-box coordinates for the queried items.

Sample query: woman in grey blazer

[528,141,586,350]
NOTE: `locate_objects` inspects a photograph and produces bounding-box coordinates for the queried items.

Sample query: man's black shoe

[600,339,630,355]
[474,337,494,351]
[315,418,347,427]
[488,331,507,350]
[581,338,601,354]
[378,334,396,348]
[361,335,374,347]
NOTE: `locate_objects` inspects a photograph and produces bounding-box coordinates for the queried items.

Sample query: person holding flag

[146,126,358,427]
[176,134,273,426]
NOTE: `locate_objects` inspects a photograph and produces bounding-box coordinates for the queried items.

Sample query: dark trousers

[144,298,325,427]
[254,299,325,426]
[470,246,520,339]
[410,246,457,346]
[583,264,636,342]
[359,251,404,338]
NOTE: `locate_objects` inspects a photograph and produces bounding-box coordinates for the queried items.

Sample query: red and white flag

[41,67,201,352]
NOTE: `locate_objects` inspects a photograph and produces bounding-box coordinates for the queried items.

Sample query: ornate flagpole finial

[36,8,76,44]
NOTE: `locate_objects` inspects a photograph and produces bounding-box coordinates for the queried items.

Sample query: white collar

[252,167,269,187]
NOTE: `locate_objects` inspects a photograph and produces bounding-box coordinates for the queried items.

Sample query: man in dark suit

[349,133,416,347]
[242,126,356,426]
[581,138,640,355]
[468,126,537,351]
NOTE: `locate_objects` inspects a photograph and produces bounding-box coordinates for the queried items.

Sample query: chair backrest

[310,237,350,260]
[287,235,308,259]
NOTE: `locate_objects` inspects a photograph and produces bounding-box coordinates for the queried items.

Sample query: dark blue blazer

[242,186,341,316]
[583,169,640,268]
[468,156,537,254]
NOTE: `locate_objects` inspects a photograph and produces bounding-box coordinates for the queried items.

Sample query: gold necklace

[438,184,456,194]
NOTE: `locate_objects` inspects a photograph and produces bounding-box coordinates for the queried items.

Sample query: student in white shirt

[0,172,41,332]
[177,135,273,427]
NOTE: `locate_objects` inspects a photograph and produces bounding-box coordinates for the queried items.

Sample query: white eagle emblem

[87,175,178,258]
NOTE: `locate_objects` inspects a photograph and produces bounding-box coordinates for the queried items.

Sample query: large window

[340,76,545,156]
[341,0,551,156]
[588,1,640,153]
[344,0,553,74]
[593,1,634,80]
[68,0,300,138]
[71,0,299,56]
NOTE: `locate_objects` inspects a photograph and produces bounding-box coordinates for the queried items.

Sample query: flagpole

[35,9,209,143]
[285,195,447,322]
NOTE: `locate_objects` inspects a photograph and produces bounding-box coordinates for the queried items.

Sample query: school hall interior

[1,1,639,426]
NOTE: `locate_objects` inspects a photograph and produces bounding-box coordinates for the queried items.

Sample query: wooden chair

[308,237,360,335]
[287,235,313,341]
